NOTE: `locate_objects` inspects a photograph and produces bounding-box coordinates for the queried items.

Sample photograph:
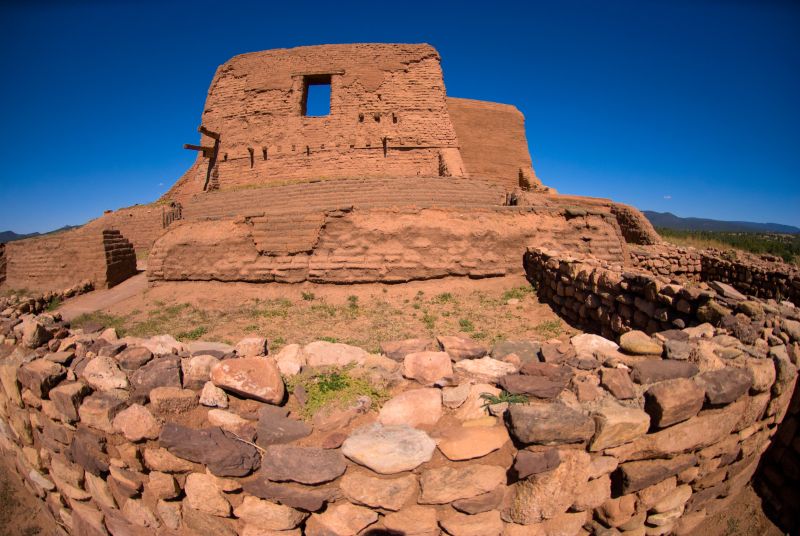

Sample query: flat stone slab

[694,368,752,405]
[507,403,595,445]
[342,423,436,474]
[630,360,698,384]
[159,423,259,477]
[259,445,346,485]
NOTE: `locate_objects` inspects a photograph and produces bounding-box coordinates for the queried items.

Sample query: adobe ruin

[0,43,799,536]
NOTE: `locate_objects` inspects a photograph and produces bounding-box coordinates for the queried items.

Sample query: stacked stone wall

[0,267,797,534]
[5,228,137,292]
[630,245,800,304]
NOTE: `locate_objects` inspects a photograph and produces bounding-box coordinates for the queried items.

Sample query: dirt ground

[0,457,60,536]
[690,485,784,536]
[68,274,577,351]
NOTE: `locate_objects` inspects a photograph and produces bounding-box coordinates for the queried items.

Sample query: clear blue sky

[1,0,798,233]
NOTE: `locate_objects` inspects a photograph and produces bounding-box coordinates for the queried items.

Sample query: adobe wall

[0,260,797,534]
[446,97,542,191]
[4,229,137,292]
[83,204,181,254]
[147,206,629,284]
[166,44,471,202]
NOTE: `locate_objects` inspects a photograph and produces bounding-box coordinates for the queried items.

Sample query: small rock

[437,335,489,361]
[630,360,699,384]
[274,344,304,376]
[694,368,752,405]
[571,334,619,358]
[302,341,368,368]
[418,464,506,504]
[600,367,636,399]
[112,403,161,441]
[159,423,259,477]
[185,472,230,516]
[259,445,346,484]
[452,487,505,514]
[439,510,504,536]
[442,383,470,409]
[256,405,311,447]
[149,386,198,413]
[117,347,154,370]
[129,355,182,403]
[340,471,417,511]
[492,340,541,364]
[17,359,66,398]
[402,351,453,385]
[242,479,333,512]
[235,336,268,356]
[208,409,254,435]
[49,381,91,422]
[455,356,517,382]
[146,471,180,500]
[437,425,510,461]
[590,402,650,451]
[381,338,435,361]
[233,495,307,531]
[199,381,228,408]
[383,506,439,536]
[507,403,595,445]
[619,331,663,355]
[644,378,705,428]
[79,391,128,433]
[379,388,442,428]
[342,423,436,474]
[306,502,377,536]
[513,449,561,479]
[210,357,285,404]
[182,354,220,389]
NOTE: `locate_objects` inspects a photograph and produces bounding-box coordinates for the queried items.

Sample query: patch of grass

[301,291,316,301]
[177,326,208,340]
[535,319,563,338]
[310,302,337,317]
[502,285,535,301]
[45,297,61,311]
[320,336,339,343]
[286,367,389,419]
[243,324,259,333]
[458,318,475,332]
[250,298,293,319]
[347,295,359,312]
[481,390,528,407]
[71,311,127,334]
[432,292,456,304]
[272,336,286,349]
[422,311,437,331]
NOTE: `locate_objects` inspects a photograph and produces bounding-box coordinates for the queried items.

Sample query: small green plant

[480,391,528,407]
[177,326,208,340]
[412,302,421,310]
[272,336,286,347]
[71,311,127,334]
[347,295,359,311]
[432,292,456,304]
[535,319,563,337]
[45,297,61,312]
[422,311,437,330]
[458,318,475,332]
[301,291,316,301]
[320,336,339,343]
[286,367,389,418]
[311,303,337,317]
[502,285,534,301]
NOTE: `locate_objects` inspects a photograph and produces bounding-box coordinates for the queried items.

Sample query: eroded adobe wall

[167,44,469,201]
[0,268,797,534]
[147,206,628,284]
[5,228,137,292]
[446,97,543,191]
[82,204,180,254]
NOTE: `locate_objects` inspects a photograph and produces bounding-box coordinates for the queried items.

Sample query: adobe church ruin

[1,43,660,291]
[1,44,799,536]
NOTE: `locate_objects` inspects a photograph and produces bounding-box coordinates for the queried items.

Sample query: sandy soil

[0,457,60,536]
[689,485,784,536]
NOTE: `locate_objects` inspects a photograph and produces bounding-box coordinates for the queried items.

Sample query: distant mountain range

[643,211,800,234]
[0,226,80,244]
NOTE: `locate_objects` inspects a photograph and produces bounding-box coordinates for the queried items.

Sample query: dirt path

[57,272,148,321]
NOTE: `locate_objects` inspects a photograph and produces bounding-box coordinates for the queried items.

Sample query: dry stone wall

[0,272,797,535]
[147,207,628,284]
[630,245,800,304]
[4,229,137,293]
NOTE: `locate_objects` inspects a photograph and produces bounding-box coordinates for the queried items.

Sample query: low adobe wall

[0,277,797,535]
[0,243,6,286]
[147,206,629,284]
[5,229,137,292]
[630,245,800,304]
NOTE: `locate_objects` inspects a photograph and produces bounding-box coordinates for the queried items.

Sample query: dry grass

[89,277,576,350]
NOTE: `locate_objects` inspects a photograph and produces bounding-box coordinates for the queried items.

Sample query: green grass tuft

[286,367,388,419]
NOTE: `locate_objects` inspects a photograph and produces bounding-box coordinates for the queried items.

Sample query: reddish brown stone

[645,378,705,427]
[630,359,698,384]
[600,368,636,399]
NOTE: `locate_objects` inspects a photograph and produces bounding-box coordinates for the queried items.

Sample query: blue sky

[1,0,798,233]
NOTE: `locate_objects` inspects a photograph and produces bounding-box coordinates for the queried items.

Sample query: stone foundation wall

[630,245,800,304]
[0,274,797,535]
[148,207,629,284]
[4,229,137,292]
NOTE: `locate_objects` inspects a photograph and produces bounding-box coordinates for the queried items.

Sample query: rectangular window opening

[302,75,332,117]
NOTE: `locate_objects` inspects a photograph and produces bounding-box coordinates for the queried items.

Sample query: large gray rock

[342,423,436,474]
[259,445,346,485]
[159,423,259,477]
[694,368,752,405]
[507,403,595,445]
